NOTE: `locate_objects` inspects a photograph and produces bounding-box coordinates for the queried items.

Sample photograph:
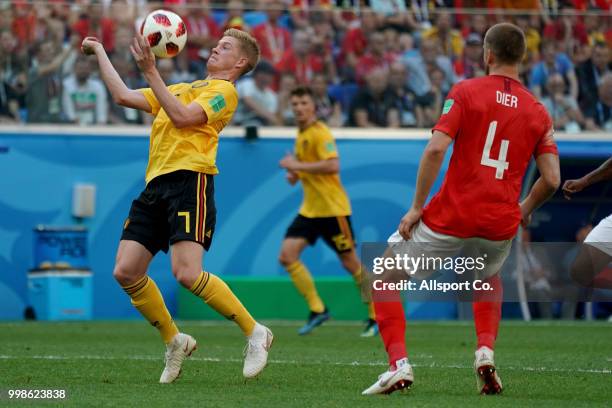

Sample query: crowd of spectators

[0,0,610,131]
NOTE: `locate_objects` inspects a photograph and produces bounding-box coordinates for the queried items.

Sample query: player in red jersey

[362,23,561,396]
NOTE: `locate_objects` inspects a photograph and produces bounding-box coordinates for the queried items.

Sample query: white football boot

[362,358,414,395]
[474,346,503,395]
[243,323,274,378]
[159,333,197,383]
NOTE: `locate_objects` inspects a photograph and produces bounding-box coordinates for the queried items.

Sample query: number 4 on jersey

[480,121,509,180]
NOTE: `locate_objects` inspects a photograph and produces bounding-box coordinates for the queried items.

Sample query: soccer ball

[140,10,187,58]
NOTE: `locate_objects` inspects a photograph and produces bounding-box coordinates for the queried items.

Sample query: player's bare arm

[81,37,152,113]
[279,153,339,174]
[563,157,612,200]
[398,130,453,240]
[130,35,208,128]
[519,153,561,226]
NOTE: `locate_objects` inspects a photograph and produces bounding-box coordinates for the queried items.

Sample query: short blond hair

[223,28,260,76]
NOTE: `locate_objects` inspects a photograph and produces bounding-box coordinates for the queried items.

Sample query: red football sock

[472,274,503,350]
[374,298,407,368]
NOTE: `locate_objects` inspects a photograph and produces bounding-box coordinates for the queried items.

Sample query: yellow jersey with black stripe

[140,79,238,184]
[295,121,351,218]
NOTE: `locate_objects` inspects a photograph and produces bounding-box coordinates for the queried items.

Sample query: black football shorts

[121,170,216,255]
[285,214,355,254]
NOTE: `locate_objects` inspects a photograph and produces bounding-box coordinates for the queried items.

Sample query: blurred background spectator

[277,72,298,126]
[388,61,425,127]
[584,72,612,131]
[26,37,76,123]
[404,38,456,98]
[252,0,291,65]
[72,2,116,53]
[311,72,343,127]
[355,30,397,84]
[235,61,280,126]
[222,0,250,32]
[370,0,416,32]
[183,0,220,77]
[276,29,322,84]
[0,28,27,122]
[0,0,609,129]
[530,40,578,99]
[576,42,611,114]
[62,55,107,125]
[348,67,400,127]
[541,73,584,132]
[340,8,378,83]
[422,10,464,60]
[453,33,485,80]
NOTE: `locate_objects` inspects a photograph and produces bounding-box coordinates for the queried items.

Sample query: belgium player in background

[279,86,377,337]
[81,29,273,383]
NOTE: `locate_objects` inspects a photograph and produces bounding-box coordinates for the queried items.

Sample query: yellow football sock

[367,302,376,320]
[350,266,376,320]
[190,271,256,336]
[122,276,178,344]
[286,261,325,313]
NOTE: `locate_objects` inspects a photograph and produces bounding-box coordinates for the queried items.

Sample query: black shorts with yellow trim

[121,170,216,255]
[285,214,355,254]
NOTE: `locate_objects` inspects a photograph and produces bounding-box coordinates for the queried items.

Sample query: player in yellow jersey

[81,29,273,383]
[279,86,377,337]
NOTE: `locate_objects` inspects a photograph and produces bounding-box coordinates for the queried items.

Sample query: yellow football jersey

[140,79,238,183]
[295,121,351,218]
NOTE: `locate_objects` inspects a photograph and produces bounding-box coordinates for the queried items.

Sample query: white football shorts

[387,221,513,280]
[584,214,612,257]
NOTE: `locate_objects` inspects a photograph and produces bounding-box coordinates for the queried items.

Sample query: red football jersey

[422,75,559,241]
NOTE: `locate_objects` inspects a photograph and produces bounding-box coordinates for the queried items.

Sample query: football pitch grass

[1,321,610,407]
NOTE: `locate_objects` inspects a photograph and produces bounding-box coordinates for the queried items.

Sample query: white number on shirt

[480,121,509,180]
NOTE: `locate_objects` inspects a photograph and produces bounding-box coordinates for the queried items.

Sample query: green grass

[0,321,611,407]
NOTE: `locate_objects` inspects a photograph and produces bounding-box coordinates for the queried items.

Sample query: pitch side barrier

[0,126,610,321]
[1,125,611,141]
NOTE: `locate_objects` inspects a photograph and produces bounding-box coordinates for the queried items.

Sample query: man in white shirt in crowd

[62,55,107,125]
[235,60,280,126]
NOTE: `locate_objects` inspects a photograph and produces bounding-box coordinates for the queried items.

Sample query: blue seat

[329,83,359,112]
[244,11,267,28]
[211,10,227,26]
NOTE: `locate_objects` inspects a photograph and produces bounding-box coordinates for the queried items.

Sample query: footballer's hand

[562,178,587,200]
[398,207,422,240]
[286,171,299,185]
[279,153,299,172]
[81,37,102,55]
[131,35,156,74]
[519,203,532,227]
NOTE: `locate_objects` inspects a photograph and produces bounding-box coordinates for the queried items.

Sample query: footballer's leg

[172,241,273,379]
[571,215,612,289]
[364,222,463,395]
[114,241,189,384]
[116,192,186,383]
[338,249,377,337]
[470,238,510,395]
[168,171,272,379]
[114,240,180,346]
[279,219,329,335]
[331,216,377,336]
[362,247,413,395]
[473,273,503,395]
